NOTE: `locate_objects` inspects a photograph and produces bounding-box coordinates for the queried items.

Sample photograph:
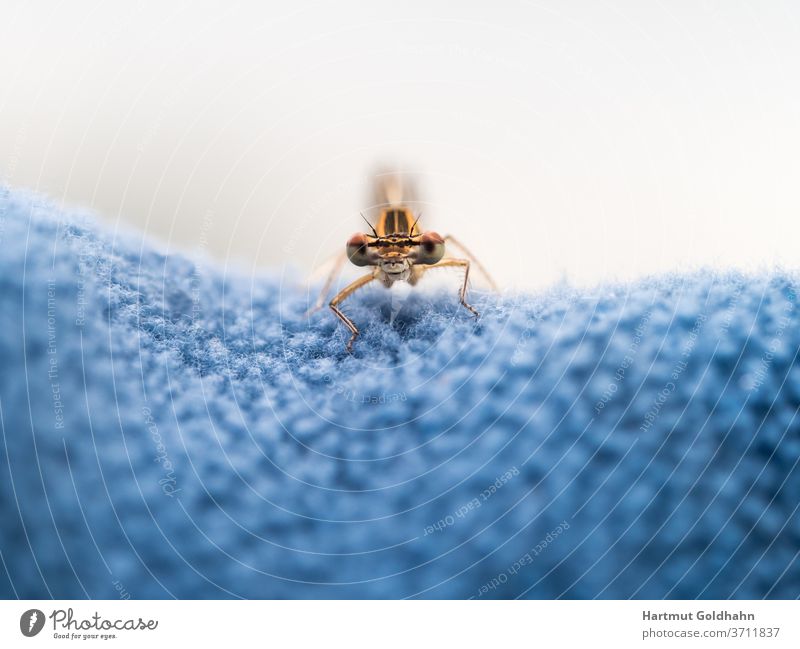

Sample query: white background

[1,0,799,288]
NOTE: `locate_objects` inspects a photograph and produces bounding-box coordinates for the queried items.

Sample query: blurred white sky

[1,0,799,289]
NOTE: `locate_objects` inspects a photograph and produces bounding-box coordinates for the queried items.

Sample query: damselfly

[308,173,497,352]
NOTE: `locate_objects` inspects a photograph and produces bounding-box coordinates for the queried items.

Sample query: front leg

[420,258,479,318]
[329,272,378,352]
[443,235,498,291]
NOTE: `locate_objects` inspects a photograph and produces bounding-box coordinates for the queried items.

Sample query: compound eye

[415,231,445,264]
[346,233,373,266]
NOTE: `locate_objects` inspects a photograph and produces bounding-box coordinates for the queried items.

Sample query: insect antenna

[360,212,379,238]
[409,211,422,235]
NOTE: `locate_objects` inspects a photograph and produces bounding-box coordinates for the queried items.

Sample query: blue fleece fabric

[0,187,798,599]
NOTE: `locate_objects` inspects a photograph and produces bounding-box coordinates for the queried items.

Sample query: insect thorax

[376,207,421,237]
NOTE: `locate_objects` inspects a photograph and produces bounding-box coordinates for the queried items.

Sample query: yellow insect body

[309,176,497,352]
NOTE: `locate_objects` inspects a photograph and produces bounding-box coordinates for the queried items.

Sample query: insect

[307,174,497,352]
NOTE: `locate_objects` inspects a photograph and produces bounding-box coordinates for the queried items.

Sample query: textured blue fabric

[0,186,799,599]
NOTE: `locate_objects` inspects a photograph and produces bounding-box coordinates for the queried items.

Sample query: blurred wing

[370,168,419,209]
[306,250,347,286]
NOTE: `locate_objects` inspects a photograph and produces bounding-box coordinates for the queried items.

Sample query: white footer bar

[1,600,797,648]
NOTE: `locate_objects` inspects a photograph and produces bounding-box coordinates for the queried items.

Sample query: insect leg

[442,235,498,291]
[305,251,347,317]
[329,272,378,352]
[420,258,479,318]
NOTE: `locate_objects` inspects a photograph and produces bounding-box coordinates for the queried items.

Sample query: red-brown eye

[346,233,374,266]
[415,231,445,264]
